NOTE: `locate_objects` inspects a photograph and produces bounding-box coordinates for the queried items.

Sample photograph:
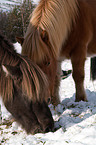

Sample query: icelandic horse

[17,0,96,105]
[0,33,54,134]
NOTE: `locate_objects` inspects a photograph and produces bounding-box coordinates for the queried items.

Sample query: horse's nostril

[44,125,53,133]
[45,127,50,133]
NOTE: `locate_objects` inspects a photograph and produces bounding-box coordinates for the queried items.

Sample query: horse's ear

[40,30,49,44]
[16,36,24,45]
[2,64,22,79]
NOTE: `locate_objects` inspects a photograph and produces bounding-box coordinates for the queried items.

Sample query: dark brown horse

[17,0,96,105]
[0,33,54,134]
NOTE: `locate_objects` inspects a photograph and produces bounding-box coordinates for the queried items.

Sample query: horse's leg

[51,61,61,106]
[71,49,87,102]
[51,75,60,106]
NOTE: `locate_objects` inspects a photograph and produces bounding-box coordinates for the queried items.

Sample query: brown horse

[17,0,96,105]
[0,33,54,134]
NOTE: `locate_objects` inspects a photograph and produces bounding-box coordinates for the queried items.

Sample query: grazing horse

[0,33,54,134]
[17,0,96,104]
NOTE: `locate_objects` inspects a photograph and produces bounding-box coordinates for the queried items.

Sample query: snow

[0,0,39,11]
[33,0,40,4]
[0,0,21,11]
[0,43,96,145]
[13,42,22,54]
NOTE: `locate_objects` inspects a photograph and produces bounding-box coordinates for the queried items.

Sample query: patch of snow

[13,42,22,54]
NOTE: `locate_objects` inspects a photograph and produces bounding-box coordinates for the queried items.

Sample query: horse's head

[1,58,54,134]
[16,29,57,104]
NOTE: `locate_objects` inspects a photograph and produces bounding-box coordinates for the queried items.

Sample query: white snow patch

[13,42,22,54]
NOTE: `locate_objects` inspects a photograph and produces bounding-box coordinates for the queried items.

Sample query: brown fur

[0,33,54,134]
[0,33,49,103]
[19,0,96,104]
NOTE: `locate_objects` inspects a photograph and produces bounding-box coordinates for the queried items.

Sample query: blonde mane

[20,57,49,102]
[1,55,48,103]
[22,0,78,61]
[0,34,48,103]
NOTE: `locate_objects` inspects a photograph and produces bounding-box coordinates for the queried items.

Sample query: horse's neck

[25,0,78,59]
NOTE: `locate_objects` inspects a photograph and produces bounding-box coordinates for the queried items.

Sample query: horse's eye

[47,62,50,66]
[48,97,51,104]
[45,62,50,66]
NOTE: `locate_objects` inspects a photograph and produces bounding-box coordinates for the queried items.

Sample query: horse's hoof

[44,124,54,133]
[75,98,88,102]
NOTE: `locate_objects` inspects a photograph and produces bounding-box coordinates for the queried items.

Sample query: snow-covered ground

[0,43,96,145]
[0,0,39,11]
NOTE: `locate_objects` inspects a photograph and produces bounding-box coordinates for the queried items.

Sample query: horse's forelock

[22,27,51,63]
[0,50,20,103]
[0,33,49,104]
[20,59,49,102]
[0,72,14,103]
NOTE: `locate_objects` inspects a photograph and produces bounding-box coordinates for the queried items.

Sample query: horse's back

[84,0,96,55]
[60,0,96,58]
[86,0,96,7]
[80,0,96,13]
